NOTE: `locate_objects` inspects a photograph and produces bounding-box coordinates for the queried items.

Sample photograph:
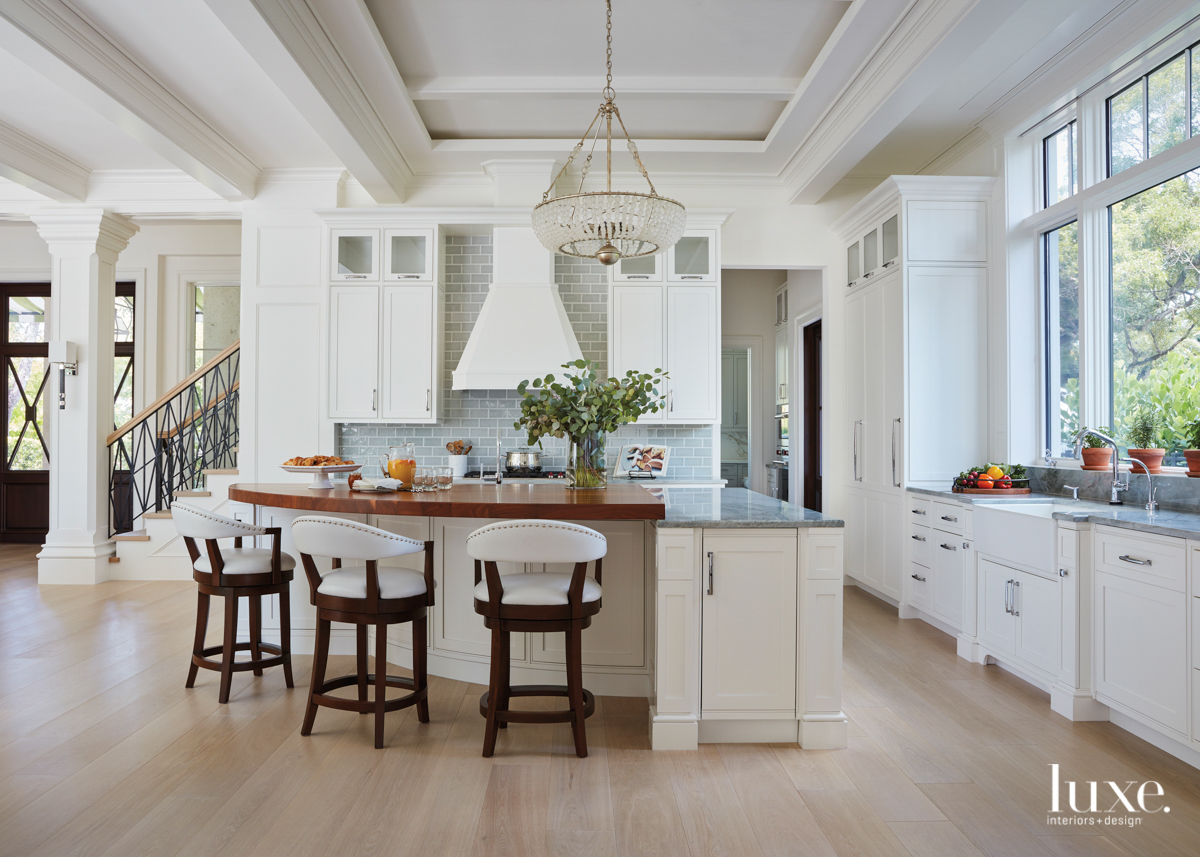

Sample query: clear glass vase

[567,431,608,489]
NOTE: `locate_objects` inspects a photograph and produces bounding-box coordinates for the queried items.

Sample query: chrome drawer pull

[941,515,958,523]
[911,535,926,542]
[940,543,956,551]
[707,552,714,596]
[1005,579,1012,614]
[911,573,926,582]
[912,509,926,516]
[1118,555,1152,566]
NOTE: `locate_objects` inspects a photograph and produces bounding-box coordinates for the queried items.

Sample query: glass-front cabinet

[846,212,901,290]
[331,229,379,281]
[384,229,435,282]
[613,252,663,282]
[667,230,717,281]
[881,214,899,269]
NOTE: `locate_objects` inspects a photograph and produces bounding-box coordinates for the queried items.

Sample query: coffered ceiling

[0,0,1193,211]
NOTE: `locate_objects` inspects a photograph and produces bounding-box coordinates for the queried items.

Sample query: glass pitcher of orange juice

[380,443,416,488]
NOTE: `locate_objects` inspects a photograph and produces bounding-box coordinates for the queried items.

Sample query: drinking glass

[437,466,453,489]
[380,443,416,489]
[415,466,434,492]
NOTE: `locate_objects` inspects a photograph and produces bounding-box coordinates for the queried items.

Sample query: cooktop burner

[464,470,568,480]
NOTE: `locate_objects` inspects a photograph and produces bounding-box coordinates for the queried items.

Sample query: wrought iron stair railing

[107,341,239,535]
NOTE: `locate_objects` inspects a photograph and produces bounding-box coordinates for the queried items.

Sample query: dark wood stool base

[186,583,295,704]
[478,685,596,730]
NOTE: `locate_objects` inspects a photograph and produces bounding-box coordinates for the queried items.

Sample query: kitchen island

[229,483,846,750]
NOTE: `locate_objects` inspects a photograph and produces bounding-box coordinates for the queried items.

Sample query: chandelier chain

[604,0,614,101]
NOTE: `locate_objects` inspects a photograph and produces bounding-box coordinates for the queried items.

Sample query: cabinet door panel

[611,285,664,424]
[862,281,887,489]
[380,285,434,420]
[433,518,526,660]
[978,558,1015,655]
[666,286,717,421]
[908,562,930,609]
[329,286,378,418]
[844,291,865,485]
[932,538,962,627]
[882,276,904,489]
[906,200,986,262]
[701,533,797,712]
[1013,571,1059,675]
[842,490,865,581]
[1094,571,1187,734]
[532,520,645,667]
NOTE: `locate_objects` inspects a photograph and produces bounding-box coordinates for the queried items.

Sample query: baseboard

[1050,685,1110,722]
[698,718,798,744]
[911,608,960,638]
[799,713,848,749]
[978,650,1054,695]
[1108,709,1200,770]
[845,577,899,608]
[650,706,698,750]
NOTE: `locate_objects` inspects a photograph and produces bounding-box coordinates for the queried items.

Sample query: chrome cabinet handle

[941,515,958,523]
[627,275,650,279]
[669,390,674,413]
[372,388,377,412]
[396,274,419,279]
[1012,580,1020,617]
[426,389,431,412]
[911,573,926,582]
[911,534,926,542]
[707,552,714,596]
[912,509,926,516]
[891,418,901,487]
[1059,568,1069,577]
[883,260,896,268]
[344,274,368,279]
[863,271,874,279]
[1118,555,1152,566]
[853,420,862,481]
[940,543,956,551]
[1005,579,1012,614]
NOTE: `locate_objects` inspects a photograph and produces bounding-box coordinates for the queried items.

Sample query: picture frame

[615,444,670,477]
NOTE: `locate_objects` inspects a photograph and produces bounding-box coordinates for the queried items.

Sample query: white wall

[721,268,787,494]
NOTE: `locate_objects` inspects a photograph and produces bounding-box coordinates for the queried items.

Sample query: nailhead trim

[467,520,605,542]
[172,502,264,537]
[292,516,425,548]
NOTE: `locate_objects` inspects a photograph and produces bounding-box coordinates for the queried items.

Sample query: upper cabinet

[384,229,435,282]
[906,201,986,263]
[331,229,379,281]
[667,231,717,281]
[613,252,663,282]
[775,283,788,328]
[846,213,901,290]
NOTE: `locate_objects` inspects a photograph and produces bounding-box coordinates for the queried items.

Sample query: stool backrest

[465,519,607,564]
[172,502,264,539]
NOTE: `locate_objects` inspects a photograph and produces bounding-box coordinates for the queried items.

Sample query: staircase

[108,343,241,579]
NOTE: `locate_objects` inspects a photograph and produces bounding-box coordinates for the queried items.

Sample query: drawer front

[909,561,930,608]
[910,523,931,566]
[1095,526,1186,592]
[910,496,932,522]
[933,500,964,535]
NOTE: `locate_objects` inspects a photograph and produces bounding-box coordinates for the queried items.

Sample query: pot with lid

[504,448,542,473]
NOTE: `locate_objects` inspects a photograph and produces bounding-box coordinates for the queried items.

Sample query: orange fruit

[986,465,1004,481]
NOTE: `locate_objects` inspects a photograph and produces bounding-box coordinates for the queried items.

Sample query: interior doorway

[720,347,750,488]
[802,319,823,511]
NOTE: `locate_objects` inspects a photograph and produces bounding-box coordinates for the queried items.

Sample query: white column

[32,210,138,584]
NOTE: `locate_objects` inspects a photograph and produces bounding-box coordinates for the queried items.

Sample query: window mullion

[1076,199,1110,432]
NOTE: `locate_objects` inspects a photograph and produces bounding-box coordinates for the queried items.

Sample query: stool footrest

[192,641,286,674]
[312,673,425,714]
[479,686,595,723]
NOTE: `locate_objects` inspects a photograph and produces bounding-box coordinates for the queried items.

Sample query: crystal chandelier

[531,0,686,266]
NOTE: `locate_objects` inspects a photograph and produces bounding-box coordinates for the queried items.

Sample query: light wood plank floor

[1,544,1198,856]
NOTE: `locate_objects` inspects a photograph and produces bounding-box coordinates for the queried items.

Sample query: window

[1109,47,1195,175]
[1045,222,1079,456]
[192,284,240,370]
[1109,169,1200,462]
[114,283,134,430]
[1044,122,1077,206]
[4,291,49,471]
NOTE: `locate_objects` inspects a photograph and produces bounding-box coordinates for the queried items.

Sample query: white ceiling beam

[431,138,764,155]
[407,76,800,101]
[777,0,1026,204]
[0,117,87,201]
[204,0,421,204]
[0,0,259,201]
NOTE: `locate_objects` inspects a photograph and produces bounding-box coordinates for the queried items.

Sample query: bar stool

[172,502,295,704]
[291,516,434,749]
[468,519,606,758]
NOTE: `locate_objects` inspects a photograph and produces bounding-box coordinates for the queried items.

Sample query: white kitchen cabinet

[331,229,379,281]
[909,561,931,610]
[844,273,902,493]
[775,283,789,327]
[721,349,748,428]
[613,252,663,282]
[842,488,865,581]
[329,286,380,419]
[610,284,664,382]
[979,558,1017,654]
[1094,569,1188,736]
[931,536,964,628]
[668,230,716,281]
[701,531,797,713]
[383,228,435,282]
[1012,571,1061,676]
[380,285,438,420]
[775,326,788,405]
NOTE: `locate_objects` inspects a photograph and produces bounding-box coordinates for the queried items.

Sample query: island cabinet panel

[701,530,797,714]
[530,520,647,667]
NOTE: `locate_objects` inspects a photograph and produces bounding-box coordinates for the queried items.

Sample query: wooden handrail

[107,339,240,446]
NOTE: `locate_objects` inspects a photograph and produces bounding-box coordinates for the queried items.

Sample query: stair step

[143,511,173,519]
[113,529,150,542]
[175,490,211,497]
[204,469,239,475]
[108,556,120,563]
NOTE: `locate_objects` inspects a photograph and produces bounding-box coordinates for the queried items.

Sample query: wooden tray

[952,486,1032,495]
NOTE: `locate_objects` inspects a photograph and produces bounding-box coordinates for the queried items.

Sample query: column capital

[30,208,139,260]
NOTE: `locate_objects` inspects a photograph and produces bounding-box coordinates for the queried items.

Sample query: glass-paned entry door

[1,285,50,542]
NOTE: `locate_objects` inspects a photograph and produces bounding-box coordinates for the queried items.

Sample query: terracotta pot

[1184,450,1200,478]
[1080,447,1114,471]
[1127,448,1166,474]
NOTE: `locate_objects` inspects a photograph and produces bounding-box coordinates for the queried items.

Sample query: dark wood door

[1,284,50,542]
[802,319,822,512]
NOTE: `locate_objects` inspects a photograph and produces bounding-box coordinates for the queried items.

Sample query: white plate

[350,484,397,493]
[280,463,362,490]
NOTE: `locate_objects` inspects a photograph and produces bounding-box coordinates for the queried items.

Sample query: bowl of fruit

[953,463,1030,494]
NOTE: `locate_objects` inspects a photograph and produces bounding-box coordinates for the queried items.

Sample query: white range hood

[452,226,583,390]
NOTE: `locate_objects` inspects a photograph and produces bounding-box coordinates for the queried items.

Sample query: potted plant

[1080,426,1115,471]
[1184,418,1200,477]
[1125,407,1166,474]
[515,359,668,488]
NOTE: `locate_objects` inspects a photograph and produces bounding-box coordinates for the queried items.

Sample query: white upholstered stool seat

[290,515,435,749]
[472,573,600,606]
[194,547,297,576]
[320,566,429,600]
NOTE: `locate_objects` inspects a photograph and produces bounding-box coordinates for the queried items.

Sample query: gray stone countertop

[652,487,843,529]
[906,486,1200,541]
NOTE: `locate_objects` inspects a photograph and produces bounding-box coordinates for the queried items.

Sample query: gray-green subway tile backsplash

[337,236,714,478]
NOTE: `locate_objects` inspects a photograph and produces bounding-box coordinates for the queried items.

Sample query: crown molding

[0,0,260,201]
[0,117,88,202]
[830,174,996,238]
